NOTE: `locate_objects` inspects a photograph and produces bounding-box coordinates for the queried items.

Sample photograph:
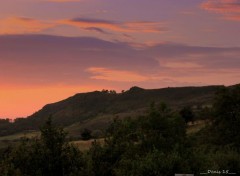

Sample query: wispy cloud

[0,17,56,35]
[160,61,203,69]
[84,27,110,34]
[0,16,167,37]
[201,0,240,21]
[60,17,168,34]
[86,67,149,82]
[44,0,84,2]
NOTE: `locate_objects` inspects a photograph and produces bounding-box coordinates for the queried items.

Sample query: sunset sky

[0,0,240,118]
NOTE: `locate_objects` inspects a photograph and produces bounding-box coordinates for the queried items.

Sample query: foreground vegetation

[0,85,239,175]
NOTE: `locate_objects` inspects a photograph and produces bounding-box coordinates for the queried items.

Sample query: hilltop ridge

[0,85,226,136]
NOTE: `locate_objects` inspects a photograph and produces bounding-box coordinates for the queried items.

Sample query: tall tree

[213,86,240,148]
[180,106,195,124]
[0,117,86,176]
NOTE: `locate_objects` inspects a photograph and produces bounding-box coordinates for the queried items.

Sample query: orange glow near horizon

[0,85,104,119]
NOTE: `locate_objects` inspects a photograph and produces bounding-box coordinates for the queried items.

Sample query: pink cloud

[0,17,56,35]
[160,61,203,69]
[50,0,80,1]
[0,16,168,38]
[86,67,149,82]
[60,18,168,34]
[201,0,240,21]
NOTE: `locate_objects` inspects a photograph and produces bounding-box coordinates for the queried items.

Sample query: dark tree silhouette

[180,106,194,124]
[0,117,86,176]
[81,128,92,140]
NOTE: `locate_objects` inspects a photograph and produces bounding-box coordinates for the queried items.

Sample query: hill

[0,85,223,136]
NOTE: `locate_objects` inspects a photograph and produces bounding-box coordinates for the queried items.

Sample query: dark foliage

[81,128,92,140]
[212,86,240,148]
[0,85,240,175]
[180,106,195,123]
[0,118,87,176]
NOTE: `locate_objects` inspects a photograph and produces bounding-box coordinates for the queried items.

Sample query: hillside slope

[0,85,223,136]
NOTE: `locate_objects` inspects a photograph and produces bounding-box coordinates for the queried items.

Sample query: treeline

[0,118,38,136]
[0,86,240,175]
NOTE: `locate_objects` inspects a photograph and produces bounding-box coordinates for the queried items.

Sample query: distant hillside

[0,85,225,136]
